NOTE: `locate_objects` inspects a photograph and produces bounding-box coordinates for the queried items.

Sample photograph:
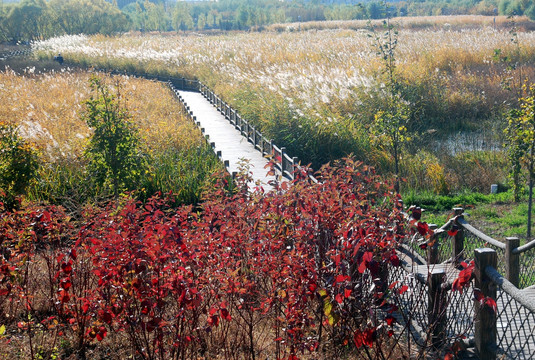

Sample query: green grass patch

[402,189,513,212]
[405,189,535,241]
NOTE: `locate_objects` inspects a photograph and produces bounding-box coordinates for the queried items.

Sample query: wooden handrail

[168,77,314,183]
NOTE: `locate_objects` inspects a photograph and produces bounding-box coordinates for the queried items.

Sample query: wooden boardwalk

[177,90,277,191]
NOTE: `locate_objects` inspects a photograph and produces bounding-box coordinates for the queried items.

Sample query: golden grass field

[0,70,203,160]
[22,16,535,194]
[34,16,535,121]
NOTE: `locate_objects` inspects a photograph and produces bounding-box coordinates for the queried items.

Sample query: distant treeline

[1,0,534,42]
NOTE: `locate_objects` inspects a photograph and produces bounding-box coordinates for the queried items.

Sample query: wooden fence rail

[194,81,317,183]
[400,207,535,359]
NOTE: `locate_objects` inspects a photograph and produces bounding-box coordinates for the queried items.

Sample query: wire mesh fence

[435,230,454,264]
[446,281,475,341]
[519,245,535,289]
[483,265,535,360]
[388,256,478,356]
[496,289,535,359]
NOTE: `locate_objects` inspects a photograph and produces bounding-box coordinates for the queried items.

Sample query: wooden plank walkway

[177,90,277,191]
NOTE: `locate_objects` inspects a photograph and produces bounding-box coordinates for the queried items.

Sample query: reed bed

[32,18,533,192]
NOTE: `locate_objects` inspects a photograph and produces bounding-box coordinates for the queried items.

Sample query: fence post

[428,224,439,264]
[452,207,465,263]
[281,147,287,174]
[292,157,299,180]
[474,248,497,360]
[451,207,464,264]
[505,237,520,287]
[428,269,447,349]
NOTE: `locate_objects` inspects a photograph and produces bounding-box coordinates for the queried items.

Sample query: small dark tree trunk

[393,142,400,194]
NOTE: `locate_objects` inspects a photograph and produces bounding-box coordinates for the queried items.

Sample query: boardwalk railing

[407,207,535,289]
[0,48,32,60]
[164,78,317,184]
[399,207,535,359]
[197,82,310,181]
[167,78,315,182]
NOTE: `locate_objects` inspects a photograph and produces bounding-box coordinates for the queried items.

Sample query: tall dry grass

[32,17,535,191]
[0,70,221,207]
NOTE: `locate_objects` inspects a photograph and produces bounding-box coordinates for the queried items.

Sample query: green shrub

[0,122,39,210]
[83,76,147,198]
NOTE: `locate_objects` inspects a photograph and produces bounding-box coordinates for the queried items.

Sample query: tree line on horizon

[1,0,535,43]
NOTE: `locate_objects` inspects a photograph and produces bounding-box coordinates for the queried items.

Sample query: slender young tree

[368,2,411,193]
[83,76,146,199]
[504,82,535,239]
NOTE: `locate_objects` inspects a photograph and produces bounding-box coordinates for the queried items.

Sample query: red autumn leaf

[0,288,10,296]
[358,252,373,273]
[416,222,429,236]
[61,262,72,274]
[333,254,341,266]
[473,288,484,302]
[208,315,219,327]
[60,278,72,290]
[447,229,458,237]
[385,315,396,326]
[99,310,113,324]
[452,262,474,293]
[411,207,422,220]
[59,290,70,303]
[96,326,107,341]
[344,288,352,298]
[452,278,461,292]
[354,328,376,348]
[358,259,367,274]
[390,254,400,267]
[398,285,409,295]
[335,293,344,304]
[40,210,51,223]
[220,308,231,321]
[56,253,65,264]
[444,353,454,360]
[484,297,497,313]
